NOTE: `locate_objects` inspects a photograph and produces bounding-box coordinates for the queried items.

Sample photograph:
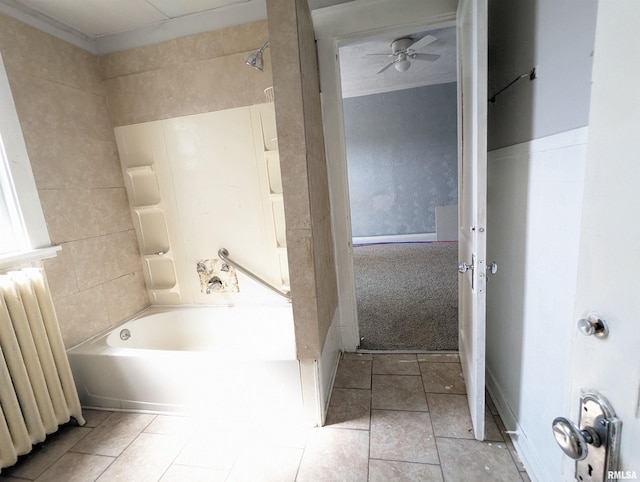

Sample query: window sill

[0,246,61,271]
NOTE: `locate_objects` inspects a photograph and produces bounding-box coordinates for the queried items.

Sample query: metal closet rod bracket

[489,67,537,104]
[218,248,291,302]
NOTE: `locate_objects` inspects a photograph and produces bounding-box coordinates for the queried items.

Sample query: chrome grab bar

[218,248,291,302]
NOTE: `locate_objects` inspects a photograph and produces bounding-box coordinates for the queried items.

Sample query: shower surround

[115,103,288,305]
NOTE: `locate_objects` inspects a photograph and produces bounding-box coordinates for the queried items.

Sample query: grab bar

[218,248,291,302]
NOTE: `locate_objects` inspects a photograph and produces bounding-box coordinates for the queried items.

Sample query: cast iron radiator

[0,268,85,472]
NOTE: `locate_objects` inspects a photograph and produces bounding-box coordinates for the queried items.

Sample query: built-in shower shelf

[265,151,282,194]
[278,249,289,286]
[150,289,181,304]
[116,124,181,305]
[125,166,161,207]
[260,102,278,152]
[252,102,290,291]
[133,208,171,256]
[145,257,177,290]
[271,197,286,248]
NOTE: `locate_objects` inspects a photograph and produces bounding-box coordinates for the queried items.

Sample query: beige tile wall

[100,20,273,126]
[0,11,333,357]
[0,13,148,348]
[267,0,338,359]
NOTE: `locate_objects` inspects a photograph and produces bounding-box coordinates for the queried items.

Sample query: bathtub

[67,306,303,418]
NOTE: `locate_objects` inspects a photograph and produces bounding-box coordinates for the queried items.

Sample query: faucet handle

[196,261,208,273]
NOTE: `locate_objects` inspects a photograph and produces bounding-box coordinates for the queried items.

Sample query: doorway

[337,26,459,351]
[313,0,487,439]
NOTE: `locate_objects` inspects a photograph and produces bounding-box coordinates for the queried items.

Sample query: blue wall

[342,83,457,237]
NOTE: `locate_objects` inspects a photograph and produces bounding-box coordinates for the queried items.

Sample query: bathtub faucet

[206,276,223,294]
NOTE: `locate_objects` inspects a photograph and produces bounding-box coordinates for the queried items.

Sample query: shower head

[245,50,264,71]
[245,40,270,71]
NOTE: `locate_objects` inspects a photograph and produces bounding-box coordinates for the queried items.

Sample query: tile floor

[1,352,529,481]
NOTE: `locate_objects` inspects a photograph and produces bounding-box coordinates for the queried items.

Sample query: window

[0,136,28,255]
[0,52,58,269]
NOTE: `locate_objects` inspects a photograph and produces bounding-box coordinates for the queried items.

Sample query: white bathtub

[67,306,303,417]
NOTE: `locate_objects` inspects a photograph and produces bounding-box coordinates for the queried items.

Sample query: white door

[565,0,640,477]
[456,0,488,441]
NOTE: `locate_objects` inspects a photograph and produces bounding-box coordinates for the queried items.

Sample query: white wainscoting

[486,127,588,482]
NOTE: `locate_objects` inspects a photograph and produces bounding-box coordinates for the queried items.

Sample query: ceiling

[0,0,456,96]
[0,0,271,52]
[339,26,457,98]
[0,0,350,49]
[4,0,251,37]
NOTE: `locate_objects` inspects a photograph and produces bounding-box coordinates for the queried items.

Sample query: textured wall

[0,13,148,348]
[267,0,338,359]
[343,83,458,237]
[101,21,273,126]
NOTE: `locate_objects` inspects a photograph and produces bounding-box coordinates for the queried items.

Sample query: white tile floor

[1,352,529,481]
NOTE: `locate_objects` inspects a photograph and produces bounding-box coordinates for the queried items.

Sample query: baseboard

[353,232,436,245]
[318,310,343,425]
[486,367,549,482]
[321,350,341,426]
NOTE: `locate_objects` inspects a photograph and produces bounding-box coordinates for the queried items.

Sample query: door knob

[552,417,597,460]
[577,314,609,338]
[458,262,473,273]
[552,391,621,481]
[485,261,498,282]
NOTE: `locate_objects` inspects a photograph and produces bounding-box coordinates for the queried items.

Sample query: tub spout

[206,276,223,294]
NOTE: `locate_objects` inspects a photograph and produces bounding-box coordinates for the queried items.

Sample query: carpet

[353,242,458,351]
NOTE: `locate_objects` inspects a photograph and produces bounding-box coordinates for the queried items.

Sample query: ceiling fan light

[395,59,411,72]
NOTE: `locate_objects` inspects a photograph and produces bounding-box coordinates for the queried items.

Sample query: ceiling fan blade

[411,53,441,62]
[367,53,395,56]
[409,34,438,51]
[376,60,397,74]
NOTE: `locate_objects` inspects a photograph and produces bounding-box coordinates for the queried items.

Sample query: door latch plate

[576,391,622,482]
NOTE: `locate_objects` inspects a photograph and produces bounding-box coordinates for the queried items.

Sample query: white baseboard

[486,367,548,482]
[353,232,436,245]
[318,310,343,425]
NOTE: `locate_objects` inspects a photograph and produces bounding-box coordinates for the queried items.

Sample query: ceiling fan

[370,35,440,74]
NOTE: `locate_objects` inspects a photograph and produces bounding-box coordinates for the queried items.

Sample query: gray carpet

[353,242,458,351]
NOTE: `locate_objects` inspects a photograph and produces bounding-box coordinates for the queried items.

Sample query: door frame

[313,0,459,350]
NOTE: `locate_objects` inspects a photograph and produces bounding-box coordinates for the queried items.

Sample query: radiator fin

[0,268,85,471]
